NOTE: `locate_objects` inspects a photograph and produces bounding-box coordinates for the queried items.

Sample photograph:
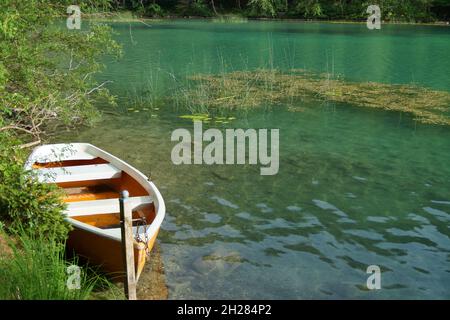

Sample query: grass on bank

[0,228,122,300]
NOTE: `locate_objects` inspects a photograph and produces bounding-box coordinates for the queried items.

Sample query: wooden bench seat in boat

[65,196,153,217]
[35,163,121,183]
[64,186,120,202]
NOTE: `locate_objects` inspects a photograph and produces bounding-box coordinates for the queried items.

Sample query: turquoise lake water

[62,20,450,299]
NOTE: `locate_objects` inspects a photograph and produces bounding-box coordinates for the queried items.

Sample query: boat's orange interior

[33,158,156,229]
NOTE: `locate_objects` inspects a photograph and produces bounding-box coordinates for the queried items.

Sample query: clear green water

[61,20,450,299]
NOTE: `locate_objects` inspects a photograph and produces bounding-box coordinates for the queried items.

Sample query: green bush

[0,134,71,241]
[131,1,164,17]
[145,3,165,17]
[248,0,278,17]
[176,0,212,17]
[293,0,324,18]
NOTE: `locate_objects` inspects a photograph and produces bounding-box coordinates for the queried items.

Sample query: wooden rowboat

[24,143,166,280]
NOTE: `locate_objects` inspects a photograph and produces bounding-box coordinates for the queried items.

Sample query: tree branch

[86,80,112,95]
[19,140,41,149]
[0,125,35,135]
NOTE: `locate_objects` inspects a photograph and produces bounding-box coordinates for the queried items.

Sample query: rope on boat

[134,215,151,257]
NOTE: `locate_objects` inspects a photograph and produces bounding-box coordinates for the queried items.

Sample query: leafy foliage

[176,0,213,16]
[0,134,70,240]
[248,0,278,17]
[130,0,165,16]
[112,0,450,21]
[294,0,323,18]
[146,3,165,16]
[0,0,121,140]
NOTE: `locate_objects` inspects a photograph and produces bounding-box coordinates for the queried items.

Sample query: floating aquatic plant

[178,69,450,126]
[178,113,236,124]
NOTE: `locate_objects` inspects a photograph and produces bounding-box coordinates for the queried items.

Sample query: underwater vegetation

[179,69,450,125]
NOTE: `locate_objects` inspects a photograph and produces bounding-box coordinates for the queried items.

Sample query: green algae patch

[178,113,236,124]
[181,69,450,126]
